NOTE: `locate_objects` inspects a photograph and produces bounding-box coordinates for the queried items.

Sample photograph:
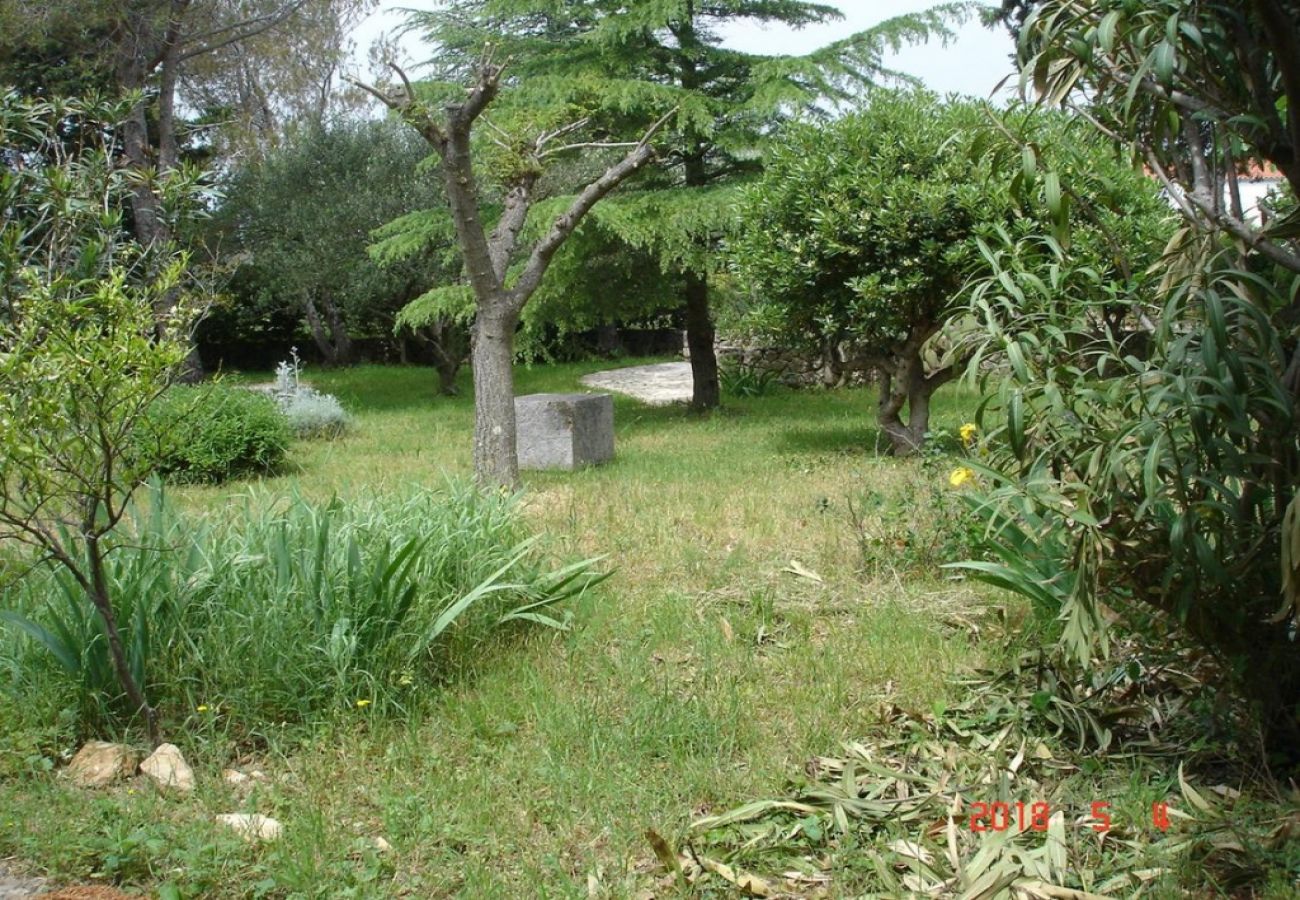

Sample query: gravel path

[578,361,692,405]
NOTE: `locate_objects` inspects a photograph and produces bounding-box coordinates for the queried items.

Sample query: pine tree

[407,0,972,409]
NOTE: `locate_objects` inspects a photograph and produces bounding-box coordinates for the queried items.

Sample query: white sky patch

[351,2,1017,100]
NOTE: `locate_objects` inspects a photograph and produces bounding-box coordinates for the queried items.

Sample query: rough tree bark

[303,292,353,366]
[683,268,720,411]
[352,58,670,488]
[676,35,721,411]
[874,327,956,456]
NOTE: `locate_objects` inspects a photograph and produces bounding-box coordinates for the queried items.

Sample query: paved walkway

[579,361,693,405]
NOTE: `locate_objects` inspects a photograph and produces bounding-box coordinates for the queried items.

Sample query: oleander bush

[140,384,290,483]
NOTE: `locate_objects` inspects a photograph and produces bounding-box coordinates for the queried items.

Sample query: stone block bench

[515,393,614,471]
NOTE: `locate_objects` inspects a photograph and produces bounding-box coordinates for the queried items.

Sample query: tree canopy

[730,90,1173,454]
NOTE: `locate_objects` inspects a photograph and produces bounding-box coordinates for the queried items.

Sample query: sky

[351,2,1018,100]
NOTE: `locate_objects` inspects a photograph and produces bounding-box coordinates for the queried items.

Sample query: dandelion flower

[959,423,979,446]
[355,699,372,709]
[949,466,976,488]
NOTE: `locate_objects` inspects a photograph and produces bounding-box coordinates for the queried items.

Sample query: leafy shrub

[0,484,606,735]
[140,384,290,483]
[952,234,1300,750]
[273,353,350,438]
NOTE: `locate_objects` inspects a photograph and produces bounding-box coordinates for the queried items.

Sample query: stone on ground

[0,863,45,898]
[216,813,283,842]
[64,742,139,789]
[139,743,195,793]
[515,393,614,471]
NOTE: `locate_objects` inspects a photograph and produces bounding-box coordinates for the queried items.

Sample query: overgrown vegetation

[2,482,605,739]
[953,0,1300,760]
[4,0,1300,895]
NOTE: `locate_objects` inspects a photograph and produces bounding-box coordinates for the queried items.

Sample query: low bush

[140,384,289,483]
[273,353,351,439]
[280,388,350,438]
[0,484,606,737]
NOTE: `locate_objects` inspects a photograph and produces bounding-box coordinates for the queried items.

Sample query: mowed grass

[1,360,999,897]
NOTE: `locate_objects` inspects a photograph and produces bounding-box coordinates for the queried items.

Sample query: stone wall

[702,335,876,388]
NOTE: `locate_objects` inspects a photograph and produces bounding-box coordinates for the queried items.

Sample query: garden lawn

[0,360,1001,896]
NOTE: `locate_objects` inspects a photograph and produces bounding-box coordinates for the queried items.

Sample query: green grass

[6,360,1282,897]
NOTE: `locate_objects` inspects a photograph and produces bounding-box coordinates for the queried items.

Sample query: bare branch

[541,140,643,159]
[344,70,447,149]
[177,0,310,62]
[448,53,507,130]
[508,108,676,309]
[534,117,591,152]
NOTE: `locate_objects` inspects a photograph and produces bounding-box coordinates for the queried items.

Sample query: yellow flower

[355,699,372,708]
[959,423,979,446]
[949,467,976,488]
[196,704,210,713]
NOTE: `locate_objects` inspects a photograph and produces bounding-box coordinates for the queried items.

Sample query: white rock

[222,768,250,786]
[216,813,283,842]
[372,836,392,853]
[65,741,139,788]
[140,743,195,793]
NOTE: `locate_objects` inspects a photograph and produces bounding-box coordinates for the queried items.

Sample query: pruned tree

[352,57,670,487]
[409,0,976,411]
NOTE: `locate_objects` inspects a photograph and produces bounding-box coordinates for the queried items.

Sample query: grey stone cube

[515,393,615,471]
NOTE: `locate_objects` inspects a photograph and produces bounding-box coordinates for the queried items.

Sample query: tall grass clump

[0,483,605,739]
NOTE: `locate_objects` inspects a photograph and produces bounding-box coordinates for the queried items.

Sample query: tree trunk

[115,24,205,382]
[471,306,520,489]
[321,291,353,365]
[877,350,935,456]
[681,143,720,411]
[86,534,159,746]
[303,295,339,365]
[820,336,844,388]
[435,356,460,396]
[684,270,719,410]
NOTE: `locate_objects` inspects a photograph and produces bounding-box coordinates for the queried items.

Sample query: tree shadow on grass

[772,422,889,457]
